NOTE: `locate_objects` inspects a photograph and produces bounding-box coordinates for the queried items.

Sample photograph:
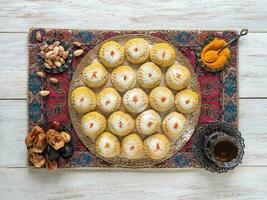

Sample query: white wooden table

[0,0,267,199]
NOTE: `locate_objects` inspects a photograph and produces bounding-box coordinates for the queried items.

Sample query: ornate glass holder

[192,121,245,173]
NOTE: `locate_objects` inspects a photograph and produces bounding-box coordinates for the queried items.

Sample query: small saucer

[37,40,72,74]
[191,121,245,173]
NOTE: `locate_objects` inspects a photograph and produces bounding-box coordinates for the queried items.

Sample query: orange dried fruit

[28,149,46,168]
[32,132,47,153]
[47,129,65,150]
[25,125,45,148]
[46,159,58,171]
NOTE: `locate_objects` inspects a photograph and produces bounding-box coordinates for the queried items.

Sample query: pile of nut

[35,29,85,70]
[25,121,74,170]
[39,41,69,69]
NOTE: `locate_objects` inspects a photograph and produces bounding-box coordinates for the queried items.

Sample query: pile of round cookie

[71,38,200,161]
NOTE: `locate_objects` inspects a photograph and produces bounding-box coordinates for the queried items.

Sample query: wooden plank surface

[0,0,267,199]
[0,33,267,99]
[1,167,267,200]
[0,0,266,32]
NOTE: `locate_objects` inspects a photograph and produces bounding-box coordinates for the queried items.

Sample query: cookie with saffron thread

[108,111,134,137]
[136,109,161,136]
[96,132,121,158]
[149,87,174,112]
[81,112,107,140]
[144,133,171,160]
[162,112,187,142]
[174,89,199,114]
[82,61,109,88]
[165,64,191,90]
[99,41,124,68]
[122,88,149,114]
[97,88,121,113]
[150,43,175,67]
[137,62,162,89]
[121,133,145,159]
[111,65,137,92]
[71,87,96,114]
[125,38,150,64]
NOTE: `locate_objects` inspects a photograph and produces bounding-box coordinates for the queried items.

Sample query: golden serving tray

[68,34,201,168]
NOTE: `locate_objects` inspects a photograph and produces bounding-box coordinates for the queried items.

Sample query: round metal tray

[68,34,201,168]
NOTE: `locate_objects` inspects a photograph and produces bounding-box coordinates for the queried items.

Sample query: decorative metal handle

[218,29,248,53]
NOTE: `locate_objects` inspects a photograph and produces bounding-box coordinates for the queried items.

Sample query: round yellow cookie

[108,111,134,137]
[136,109,161,136]
[165,64,191,90]
[82,62,109,88]
[137,62,162,89]
[150,43,176,67]
[162,112,187,142]
[121,133,145,159]
[125,38,150,64]
[174,89,199,114]
[122,88,149,114]
[97,88,121,113]
[144,133,171,160]
[149,87,174,112]
[111,65,136,92]
[96,132,121,158]
[81,112,107,140]
[71,87,96,114]
[99,41,124,68]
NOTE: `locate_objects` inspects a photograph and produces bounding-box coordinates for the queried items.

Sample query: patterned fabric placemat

[28,29,238,168]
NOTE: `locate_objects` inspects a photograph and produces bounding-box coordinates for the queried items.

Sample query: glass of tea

[204,131,243,168]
